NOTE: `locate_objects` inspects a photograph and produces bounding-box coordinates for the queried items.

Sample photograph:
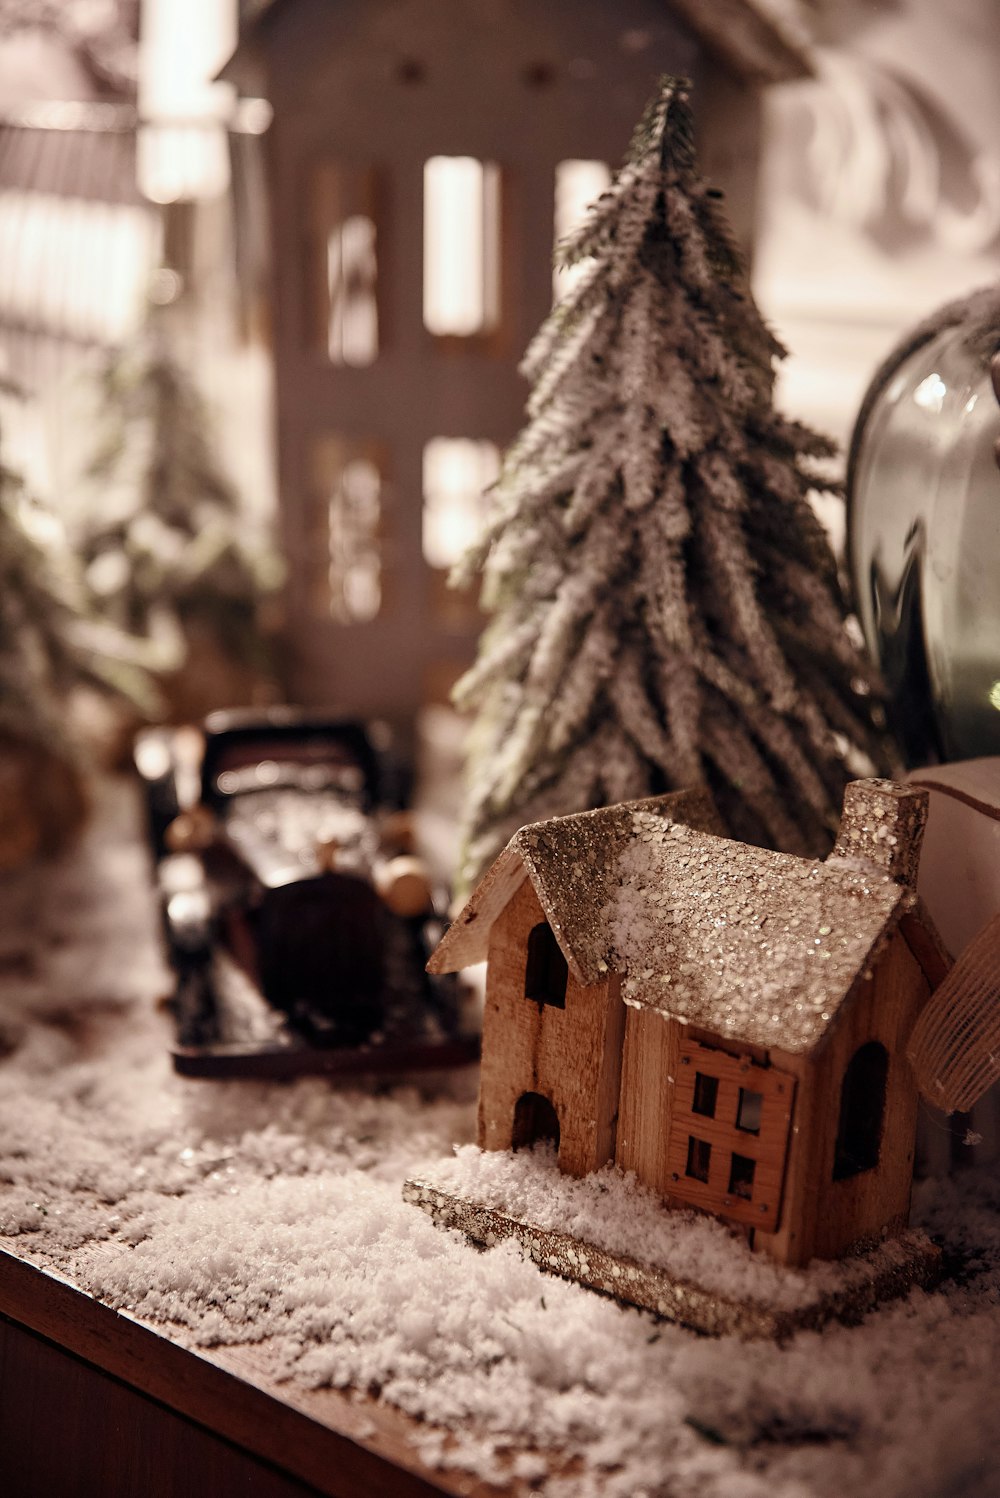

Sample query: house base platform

[403,1178,944,1340]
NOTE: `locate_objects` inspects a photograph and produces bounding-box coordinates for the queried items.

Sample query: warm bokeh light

[327,214,378,367]
[553,159,611,298]
[422,438,500,570]
[137,0,237,203]
[423,157,501,336]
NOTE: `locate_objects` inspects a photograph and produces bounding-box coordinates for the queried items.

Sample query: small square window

[728,1154,756,1200]
[692,1072,718,1118]
[667,1038,795,1229]
[686,1136,711,1183]
[736,1088,763,1135]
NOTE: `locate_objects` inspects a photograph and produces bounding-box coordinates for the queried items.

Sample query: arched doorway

[833,1041,889,1180]
[512,1091,560,1153]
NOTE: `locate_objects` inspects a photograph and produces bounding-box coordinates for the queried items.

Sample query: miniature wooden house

[429,780,952,1268]
[223,0,811,722]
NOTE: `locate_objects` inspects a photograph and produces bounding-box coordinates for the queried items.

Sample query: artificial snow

[3,780,1000,1497]
[407,1143,903,1314]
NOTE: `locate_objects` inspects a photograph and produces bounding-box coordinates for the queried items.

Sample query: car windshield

[223,785,377,887]
[214,760,366,799]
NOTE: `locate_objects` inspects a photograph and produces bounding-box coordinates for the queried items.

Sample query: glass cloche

[848,286,1000,766]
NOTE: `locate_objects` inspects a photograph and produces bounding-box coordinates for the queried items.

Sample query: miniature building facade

[224,0,811,722]
[477,875,626,1178]
[430,781,953,1268]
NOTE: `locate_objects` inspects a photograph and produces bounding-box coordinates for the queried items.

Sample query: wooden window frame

[305,161,381,368]
[308,435,389,625]
[665,1039,795,1231]
[422,156,508,353]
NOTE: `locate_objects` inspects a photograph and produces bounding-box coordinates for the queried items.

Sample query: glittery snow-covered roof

[430,781,946,1055]
[427,791,725,983]
[610,817,924,1054]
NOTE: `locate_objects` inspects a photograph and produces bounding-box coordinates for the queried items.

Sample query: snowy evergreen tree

[77,327,279,676]
[453,77,890,892]
[0,428,158,863]
[0,449,147,752]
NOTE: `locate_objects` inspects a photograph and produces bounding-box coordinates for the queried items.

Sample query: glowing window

[311,439,385,623]
[137,0,236,202]
[553,159,611,299]
[327,213,378,366]
[329,458,381,621]
[309,164,379,366]
[422,437,499,571]
[0,191,154,344]
[423,157,501,336]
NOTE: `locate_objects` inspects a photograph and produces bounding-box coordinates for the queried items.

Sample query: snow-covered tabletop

[2,780,1000,1497]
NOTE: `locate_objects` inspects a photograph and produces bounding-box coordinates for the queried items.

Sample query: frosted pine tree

[0,440,154,864]
[453,77,890,892]
[0,451,148,750]
[78,327,279,675]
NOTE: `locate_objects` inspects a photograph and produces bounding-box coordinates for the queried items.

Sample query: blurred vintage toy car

[135,707,476,1077]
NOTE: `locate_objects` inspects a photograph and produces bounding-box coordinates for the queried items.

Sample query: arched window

[524,922,568,1008]
[833,1042,889,1181]
[512,1091,560,1152]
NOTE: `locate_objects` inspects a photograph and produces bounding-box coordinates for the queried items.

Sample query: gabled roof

[609,820,933,1055]
[227,1,813,86]
[428,790,725,983]
[431,783,947,1057]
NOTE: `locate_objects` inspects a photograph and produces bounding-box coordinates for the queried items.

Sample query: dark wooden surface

[0,1315,325,1498]
[0,1245,501,1498]
[172,1033,480,1080]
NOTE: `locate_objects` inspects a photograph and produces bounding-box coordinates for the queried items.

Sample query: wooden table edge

[0,1245,470,1498]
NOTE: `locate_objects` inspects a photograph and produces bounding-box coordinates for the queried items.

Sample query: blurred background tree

[73,320,282,722]
[0,415,152,865]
